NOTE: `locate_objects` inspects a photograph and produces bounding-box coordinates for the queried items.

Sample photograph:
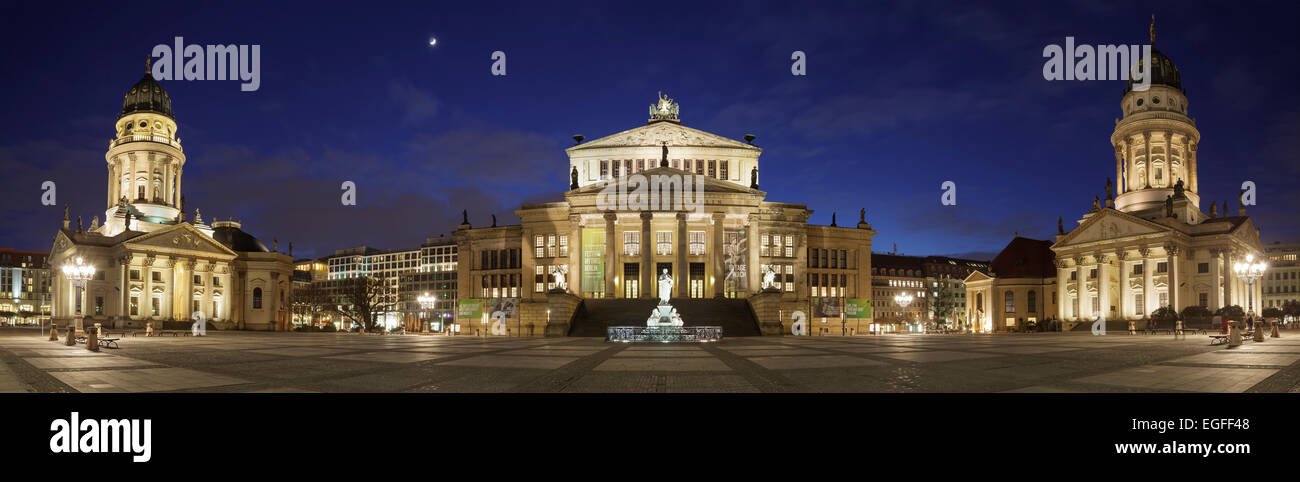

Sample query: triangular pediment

[122,223,238,258]
[1054,209,1172,248]
[964,270,993,283]
[568,122,760,152]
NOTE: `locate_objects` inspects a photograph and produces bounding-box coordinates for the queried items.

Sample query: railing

[110,135,183,150]
[607,325,723,342]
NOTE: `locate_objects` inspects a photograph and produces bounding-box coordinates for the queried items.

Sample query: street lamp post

[60,256,95,336]
[417,292,437,334]
[895,292,913,334]
[1233,253,1267,323]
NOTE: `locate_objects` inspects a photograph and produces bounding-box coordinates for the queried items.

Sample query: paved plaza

[2,328,1300,393]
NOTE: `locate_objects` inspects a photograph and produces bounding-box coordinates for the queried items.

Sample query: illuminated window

[623,231,640,256]
[657,231,673,255]
[689,231,705,255]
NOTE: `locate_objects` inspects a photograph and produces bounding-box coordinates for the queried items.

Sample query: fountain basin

[606,326,723,342]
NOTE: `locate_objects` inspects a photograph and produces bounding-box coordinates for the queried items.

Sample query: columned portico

[1165,243,1180,310]
[1118,251,1130,319]
[1075,256,1087,319]
[1097,252,1111,320]
[603,213,616,298]
[640,212,652,298]
[1141,248,1154,316]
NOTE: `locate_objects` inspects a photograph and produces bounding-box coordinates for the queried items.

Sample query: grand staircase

[568,298,761,337]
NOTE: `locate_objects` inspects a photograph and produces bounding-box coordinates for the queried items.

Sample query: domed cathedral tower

[1111,17,1202,217]
[100,57,185,236]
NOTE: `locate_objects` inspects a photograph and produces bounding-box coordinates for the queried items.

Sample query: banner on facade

[488,297,518,318]
[845,298,872,318]
[814,297,843,318]
[457,298,484,320]
[724,230,747,292]
[581,228,605,293]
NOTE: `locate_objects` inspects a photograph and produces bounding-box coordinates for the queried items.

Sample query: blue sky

[1,0,1296,260]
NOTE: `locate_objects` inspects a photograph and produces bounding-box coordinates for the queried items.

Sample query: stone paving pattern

[3,328,1300,393]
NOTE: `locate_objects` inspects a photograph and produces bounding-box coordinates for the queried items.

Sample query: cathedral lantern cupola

[1111,16,1201,216]
[100,57,187,236]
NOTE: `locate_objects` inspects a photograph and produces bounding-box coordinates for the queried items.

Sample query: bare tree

[331,276,389,332]
[929,279,959,329]
[294,282,331,329]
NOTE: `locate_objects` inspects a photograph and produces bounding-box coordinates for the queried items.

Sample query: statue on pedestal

[658,269,672,305]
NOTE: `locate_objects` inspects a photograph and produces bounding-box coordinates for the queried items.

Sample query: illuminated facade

[455,96,877,335]
[1050,29,1265,325]
[1263,242,1299,311]
[48,65,293,331]
[0,248,52,325]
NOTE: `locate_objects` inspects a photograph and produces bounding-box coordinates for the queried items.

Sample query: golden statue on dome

[649,91,680,122]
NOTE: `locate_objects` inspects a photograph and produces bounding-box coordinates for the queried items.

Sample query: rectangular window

[1133,264,1144,275]
[152,271,162,282]
[1199,292,1208,308]
[720,160,729,180]
[637,159,644,172]
[810,248,819,268]
[672,159,679,170]
[1157,262,1168,274]
[623,231,640,256]
[656,231,673,256]
[786,265,795,292]
[95,297,104,315]
[547,235,557,258]
[558,236,568,257]
[695,160,704,175]
[821,249,828,268]
[151,297,160,316]
[535,235,545,258]
[130,296,139,316]
[840,250,847,269]
[1198,263,1209,274]
[193,274,202,285]
[192,299,200,313]
[535,265,545,293]
[600,160,608,179]
[786,236,795,258]
[1159,291,1168,308]
[760,235,770,257]
[213,277,221,287]
[773,235,783,258]
[612,161,620,178]
[830,249,838,269]
[689,231,705,256]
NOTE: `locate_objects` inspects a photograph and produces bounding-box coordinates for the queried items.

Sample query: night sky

[2,0,1297,260]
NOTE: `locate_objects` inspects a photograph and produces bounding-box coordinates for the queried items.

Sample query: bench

[1208,335,1229,345]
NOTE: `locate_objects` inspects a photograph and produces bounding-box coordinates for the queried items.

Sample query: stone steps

[569,298,761,337]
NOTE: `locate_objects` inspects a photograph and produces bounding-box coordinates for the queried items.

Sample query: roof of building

[211,225,270,253]
[988,237,1056,279]
[871,253,928,275]
[121,72,174,119]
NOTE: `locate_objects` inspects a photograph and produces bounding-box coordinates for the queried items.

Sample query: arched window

[1005,290,1015,313]
[253,287,263,309]
[976,293,983,312]
[1027,290,1037,313]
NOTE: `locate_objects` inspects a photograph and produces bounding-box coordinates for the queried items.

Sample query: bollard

[1128,321,1136,335]
[1254,322,1266,342]
[146,322,154,337]
[86,324,99,352]
[64,322,76,346]
[1271,320,1281,338]
[1228,321,1243,347]
[1174,320,1184,340]
[49,323,58,341]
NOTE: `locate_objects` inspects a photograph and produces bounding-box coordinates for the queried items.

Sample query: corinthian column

[1118,251,1130,319]
[640,211,652,299]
